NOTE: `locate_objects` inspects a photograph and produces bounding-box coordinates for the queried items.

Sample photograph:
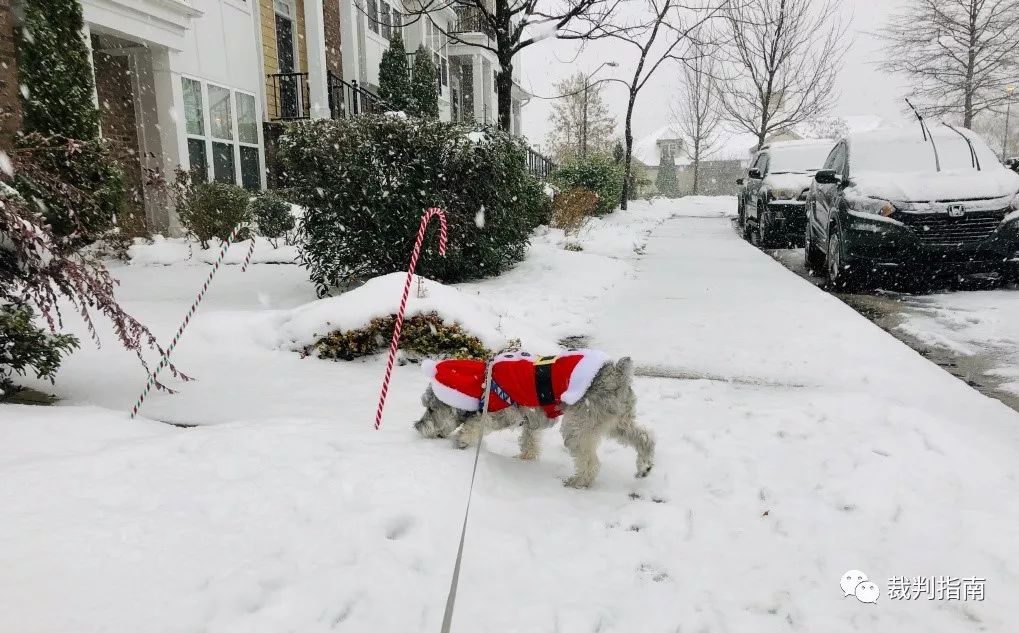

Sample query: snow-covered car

[805,125,1019,287]
[737,139,835,247]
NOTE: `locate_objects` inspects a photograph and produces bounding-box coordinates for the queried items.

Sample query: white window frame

[181,75,263,191]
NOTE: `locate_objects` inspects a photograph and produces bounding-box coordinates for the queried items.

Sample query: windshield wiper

[942,121,982,170]
[906,98,942,172]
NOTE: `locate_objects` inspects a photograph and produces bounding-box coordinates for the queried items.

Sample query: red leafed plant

[1,136,189,394]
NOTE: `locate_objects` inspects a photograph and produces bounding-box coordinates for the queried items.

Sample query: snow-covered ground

[3,197,1018,632]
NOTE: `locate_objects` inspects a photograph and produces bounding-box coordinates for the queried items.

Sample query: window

[381,2,391,39]
[180,77,262,190]
[367,0,379,33]
[392,9,402,34]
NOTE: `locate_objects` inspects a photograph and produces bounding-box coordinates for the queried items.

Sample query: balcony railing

[453,7,495,38]
[266,72,310,121]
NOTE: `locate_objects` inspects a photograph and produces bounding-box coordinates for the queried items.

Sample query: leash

[439,353,497,633]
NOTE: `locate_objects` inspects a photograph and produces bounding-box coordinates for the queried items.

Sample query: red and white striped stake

[129,226,253,419]
[374,207,448,430]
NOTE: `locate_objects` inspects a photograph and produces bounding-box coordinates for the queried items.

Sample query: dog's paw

[454,438,471,450]
[564,475,593,489]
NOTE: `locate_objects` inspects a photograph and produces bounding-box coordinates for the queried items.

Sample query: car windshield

[851,131,999,174]
[767,145,832,173]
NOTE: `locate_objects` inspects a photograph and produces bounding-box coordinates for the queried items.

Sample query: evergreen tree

[378,32,412,111]
[19,0,100,139]
[411,47,439,119]
[655,148,678,197]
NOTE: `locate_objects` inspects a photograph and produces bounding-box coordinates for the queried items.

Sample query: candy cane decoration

[129,224,251,419]
[374,207,448,430]
[241,236,257,272]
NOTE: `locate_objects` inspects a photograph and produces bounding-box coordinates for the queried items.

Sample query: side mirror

[748,168,762,180]
[736,178,744,186]
[814,169,840,185]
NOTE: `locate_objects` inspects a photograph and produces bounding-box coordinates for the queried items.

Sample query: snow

[765,139,834,173]
[3,197,1019,631]
[127,235,300,266]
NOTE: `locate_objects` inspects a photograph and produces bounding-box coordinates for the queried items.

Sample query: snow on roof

[632,124,683,167]
[761,138,835,150]
[635,125,758,167]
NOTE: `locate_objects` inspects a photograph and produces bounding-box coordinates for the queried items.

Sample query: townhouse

[0,0,533,234]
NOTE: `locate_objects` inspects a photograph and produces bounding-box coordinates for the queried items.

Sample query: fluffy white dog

[413,350,655,488]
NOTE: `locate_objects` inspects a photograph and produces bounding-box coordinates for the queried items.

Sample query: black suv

[737,140,834,247]
[805,126,1019,288]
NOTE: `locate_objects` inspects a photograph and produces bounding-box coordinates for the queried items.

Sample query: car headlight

[850,196,896,217]
[771,188,800,201]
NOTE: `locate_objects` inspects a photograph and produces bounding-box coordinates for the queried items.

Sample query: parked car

[1005,156,1019,174]
[737,139,835,247]
[805,125,1019,288]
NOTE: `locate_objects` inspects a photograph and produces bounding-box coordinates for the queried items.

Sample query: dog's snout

[414,420,424,431]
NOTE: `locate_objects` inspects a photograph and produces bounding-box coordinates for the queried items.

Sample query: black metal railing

[267,72,310,121]
[328,71,390,118]
[526,147,557,180]
[453,7,495,38]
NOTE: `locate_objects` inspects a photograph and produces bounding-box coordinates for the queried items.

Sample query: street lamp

[1004,85,1016,161]
[582,61,618,158]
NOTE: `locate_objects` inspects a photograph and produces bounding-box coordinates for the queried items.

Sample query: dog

[413,350,655,488]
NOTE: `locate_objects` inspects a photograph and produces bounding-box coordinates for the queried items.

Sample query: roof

[759,139,836,151]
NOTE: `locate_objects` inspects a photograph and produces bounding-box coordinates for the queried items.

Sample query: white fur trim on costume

[559,349,611,405]
[430,380,481,411]
[421,359,438,378]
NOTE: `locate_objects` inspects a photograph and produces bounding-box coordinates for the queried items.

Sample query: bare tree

[395,0,617,131]
[878,0,1019,128]
[717,0,849,149]
[546,71,618,162]
[574,0,728,209]
[673,37,722,195]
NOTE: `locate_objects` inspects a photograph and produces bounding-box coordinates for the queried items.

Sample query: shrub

[252,191,295,247]
[13,133,126,253]
[1,302,79,399]
[656,148,679,197]
[175,175,252,249]
[277,116,548,295]
[378,32,412,111]
[551,154,624,215]
[411,47,438,118]
[552,187,598,234]
[306,312,489,361]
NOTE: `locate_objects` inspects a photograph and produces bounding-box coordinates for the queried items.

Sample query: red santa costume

[421,350,611,419]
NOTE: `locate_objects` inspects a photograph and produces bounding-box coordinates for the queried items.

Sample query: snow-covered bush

[305,312,489,361]
[174,174,252,249]
[0,302,78,400]
[551,154,624,215]
[276,116,549,295]
[378,32,412,112]
[411,47,438,119]
[251,191,295,247]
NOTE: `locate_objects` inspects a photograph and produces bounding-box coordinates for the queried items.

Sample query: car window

[823,146,839,170]
[759,154,770,175]
[831,143,847,176]
[752,153,765,171]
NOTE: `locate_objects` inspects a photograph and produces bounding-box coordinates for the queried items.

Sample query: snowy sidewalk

[2,201,1019,632]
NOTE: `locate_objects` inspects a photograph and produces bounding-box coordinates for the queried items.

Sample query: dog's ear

[615,357,634,377]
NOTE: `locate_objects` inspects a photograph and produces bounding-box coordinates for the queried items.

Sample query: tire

[738,202,752,241]
[825,224,862,290]
[756,203,772,248]
[804,222,824,275]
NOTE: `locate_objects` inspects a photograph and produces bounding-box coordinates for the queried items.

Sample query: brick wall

[0,0,21,148]
[92,38,147,236]
[323,0,342,76]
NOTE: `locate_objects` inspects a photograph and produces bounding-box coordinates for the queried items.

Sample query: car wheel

[804,222,824,275]
[738,202,752,241]
[756,204,772,248]
[826,225,862,290]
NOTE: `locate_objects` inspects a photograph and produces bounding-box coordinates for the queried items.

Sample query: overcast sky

[518,0,913,152]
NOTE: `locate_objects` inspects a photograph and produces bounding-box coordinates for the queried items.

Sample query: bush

[552,187,598,234]
[277,116,548,295]
[411,47,439,118]
[306,312,489,361]
[1,302,79,399]
[378,32,412,111]
[13,133,126,253]
[252,191,295,247]
[551,154,624,215]
[175,175,252,249]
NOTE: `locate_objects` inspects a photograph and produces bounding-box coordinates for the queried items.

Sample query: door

[747,152,769,222]
[275,8,299,119]
[815,142,847,248]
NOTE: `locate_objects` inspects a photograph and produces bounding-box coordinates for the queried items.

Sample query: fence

[266,72,311,121]
[526,147,557,180]
[327,71,391,118]
[452,7,495,38]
